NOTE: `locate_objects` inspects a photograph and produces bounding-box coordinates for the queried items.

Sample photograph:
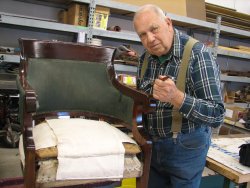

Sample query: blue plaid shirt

[137,29,225,138]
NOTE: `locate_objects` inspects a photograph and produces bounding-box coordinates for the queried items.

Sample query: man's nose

[147,32,155,43]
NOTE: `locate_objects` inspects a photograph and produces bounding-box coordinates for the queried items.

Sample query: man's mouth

[150,43,160,49]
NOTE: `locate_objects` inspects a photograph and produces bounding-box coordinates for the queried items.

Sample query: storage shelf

[217,48,250,59]
[74,0,218,30]
[93,29,140,42]
[6,1,250,40]
[225,103,250,109]
[220,75,250,83]
[0,54,20,63]
[223,119,249,133]
[1,0,250,72]
[114,64,137,73]
[220,25,250,38]
[0,12,87,33]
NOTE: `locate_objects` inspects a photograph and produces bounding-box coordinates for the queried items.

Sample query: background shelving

[0,0,249,84]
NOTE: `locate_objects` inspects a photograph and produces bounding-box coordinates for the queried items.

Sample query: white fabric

[33,121,57,149]
[44,118,136,180]
[19,135,25,166]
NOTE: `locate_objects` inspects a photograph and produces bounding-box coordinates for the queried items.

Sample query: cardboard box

[118,74,137,87]
[224,91,236,104]
[58,10,68,24]
[93,6,110,30]
[225,106,246,122]
[112,0,206,21]
[67,3,88,26]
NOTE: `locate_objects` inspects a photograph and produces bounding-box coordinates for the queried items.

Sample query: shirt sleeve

[179,46,225,128]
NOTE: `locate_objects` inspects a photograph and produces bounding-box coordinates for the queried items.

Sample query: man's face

[134,10,174,57]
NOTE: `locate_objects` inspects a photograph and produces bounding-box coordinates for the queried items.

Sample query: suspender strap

[140,52,149,80]
[171,37,198,138]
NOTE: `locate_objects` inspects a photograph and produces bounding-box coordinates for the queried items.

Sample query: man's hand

[115,45,138,59]
[153,75,185,108]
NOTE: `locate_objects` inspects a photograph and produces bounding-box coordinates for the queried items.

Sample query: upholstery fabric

[26,58,134,127]
[36,155,142,187]
[25,118,142,181]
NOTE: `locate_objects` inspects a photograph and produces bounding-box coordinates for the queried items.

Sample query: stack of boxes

[67,3,88,27]
[58,2,110,30]
[117,74,137,88]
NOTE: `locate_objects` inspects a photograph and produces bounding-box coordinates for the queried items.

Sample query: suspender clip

[172,132,178,144]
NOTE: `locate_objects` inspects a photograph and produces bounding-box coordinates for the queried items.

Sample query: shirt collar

[172,28,190,59]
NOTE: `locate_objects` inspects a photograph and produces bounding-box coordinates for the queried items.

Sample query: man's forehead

[137,22,155,32]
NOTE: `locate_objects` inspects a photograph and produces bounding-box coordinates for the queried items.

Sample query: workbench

[206,134,250,188]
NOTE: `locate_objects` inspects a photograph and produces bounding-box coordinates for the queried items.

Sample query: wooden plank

[206,9,250,24]
[207,157,250,183]
[206,18,250,31]
[206,10,250,28]
[206,158,240,183]
[206,3,250,22]
[233,46,250,52]
[219,46,250,55]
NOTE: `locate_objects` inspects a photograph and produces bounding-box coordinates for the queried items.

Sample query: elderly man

[133,4,225,188]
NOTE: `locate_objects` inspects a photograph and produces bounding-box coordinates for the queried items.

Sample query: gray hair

[133,4,166,22]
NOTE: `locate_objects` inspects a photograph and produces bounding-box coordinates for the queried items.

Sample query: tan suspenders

[140,52,150,80]
[140,37,198,139]
[171,37,198,139]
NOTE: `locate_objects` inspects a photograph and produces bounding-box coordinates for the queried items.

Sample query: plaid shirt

[137,29,225,138]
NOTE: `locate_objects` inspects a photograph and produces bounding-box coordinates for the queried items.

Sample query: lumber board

[206,10,250,27]
[206,18,250,31]
[233,45,250,52]
[206,3,250,21]
[219,46,250,54]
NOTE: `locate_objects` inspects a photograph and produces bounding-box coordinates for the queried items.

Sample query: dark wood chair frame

[17,38,153,188]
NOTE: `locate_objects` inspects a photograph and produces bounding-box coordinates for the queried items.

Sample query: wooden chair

[17,38,153,188]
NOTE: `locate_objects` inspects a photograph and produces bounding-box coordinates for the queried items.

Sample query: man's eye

[152,26,159,33]
[139,33,146,39]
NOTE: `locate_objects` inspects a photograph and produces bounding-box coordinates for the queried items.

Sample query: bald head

[132,4,174,56]
[133,4,166,23]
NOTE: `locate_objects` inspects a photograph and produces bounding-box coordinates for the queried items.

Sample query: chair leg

[24,150,36,188]
[136,143,152,188]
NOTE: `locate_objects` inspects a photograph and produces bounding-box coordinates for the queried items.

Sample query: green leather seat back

[26,58,134,126]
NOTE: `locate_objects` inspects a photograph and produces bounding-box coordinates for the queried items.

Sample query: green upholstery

[26,58,133,125]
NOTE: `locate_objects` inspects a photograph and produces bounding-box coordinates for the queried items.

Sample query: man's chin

[149,48,165,56]
[151,51,164,57]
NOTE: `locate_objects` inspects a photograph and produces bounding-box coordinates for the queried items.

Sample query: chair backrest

[18,39,134,126]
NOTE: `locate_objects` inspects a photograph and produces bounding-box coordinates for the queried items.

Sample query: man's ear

[165,17,173,27]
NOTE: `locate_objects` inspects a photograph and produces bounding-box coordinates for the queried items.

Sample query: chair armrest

[16,77,37,113]
[107,64,154,146]
[16,77,36,149]
[107,64,154,113]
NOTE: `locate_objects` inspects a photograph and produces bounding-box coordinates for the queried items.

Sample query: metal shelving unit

[0,12,88,34]
[0,53,20,64]
[220,25,250,38]
[217,48,250,60]
[0,0,249,85]
[220,75,250,84]
[86,0,250,88]
[92,29,140,42]
[74,0,219,42]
